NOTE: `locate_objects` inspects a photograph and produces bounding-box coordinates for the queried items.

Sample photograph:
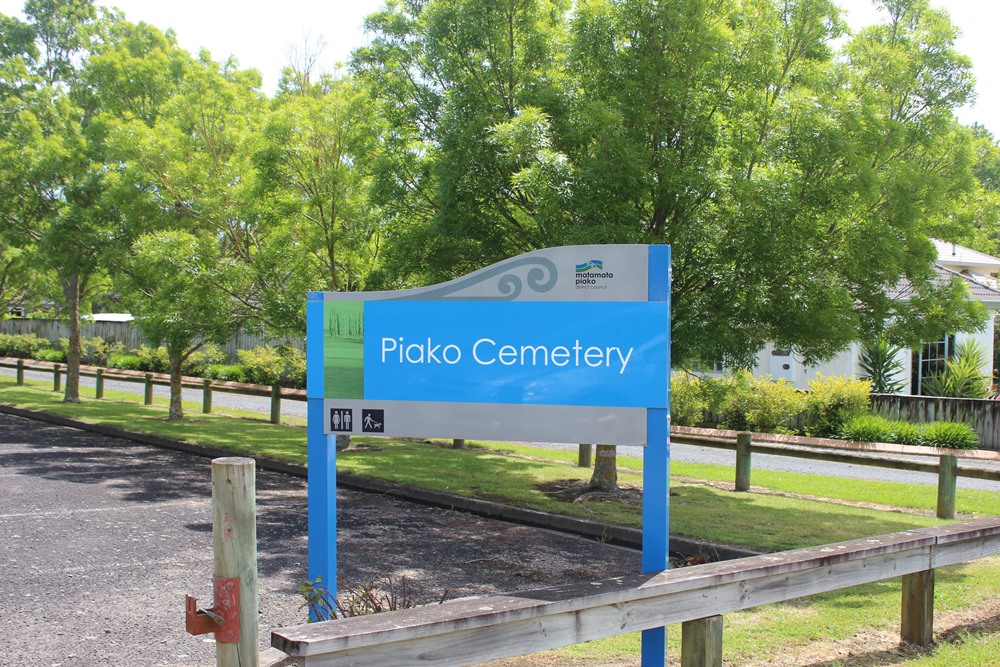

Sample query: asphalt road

[0,411,642,667]
[6,367,1000,491]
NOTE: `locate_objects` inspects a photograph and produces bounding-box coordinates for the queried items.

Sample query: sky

[0,0,997,133]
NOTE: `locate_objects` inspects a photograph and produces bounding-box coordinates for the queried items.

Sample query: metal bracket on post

[185,576,241,643]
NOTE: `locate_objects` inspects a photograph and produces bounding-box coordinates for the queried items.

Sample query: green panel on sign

[324,300,365,399]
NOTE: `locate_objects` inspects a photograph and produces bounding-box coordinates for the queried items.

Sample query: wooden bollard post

[681,615,724,667]
[16,358,24,385]
[451,439,466,449]
[578,443,593,468]
[203,378,213,414]
[901,570,935,646]
[212,457,259,667]
[735,432,752,492]
[937,455,958,520]
[53,363,62,392]
[144,373,154,405]
[95,368,104,399]
[269,384,281,425]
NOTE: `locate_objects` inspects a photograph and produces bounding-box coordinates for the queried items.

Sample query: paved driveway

[0,412,640,667]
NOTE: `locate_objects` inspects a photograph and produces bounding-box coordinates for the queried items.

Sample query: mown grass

[3,377,1000,665]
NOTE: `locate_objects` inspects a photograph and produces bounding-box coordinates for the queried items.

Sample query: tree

[355,0,988,489]
[121,231,250,420]
[252,74,384,330]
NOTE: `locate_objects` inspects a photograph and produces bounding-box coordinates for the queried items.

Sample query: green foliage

[719,371,804,434]
[203,364,248,384]
[670,372,708,427]
[921,340,991,398]
[80,337,125,366]
[804,374,872,437]
[859,339,907,394]
[840,415,980,450]
[182,344,225,376]
[107,353,142,371]
[0,333,51,358]
[134,345,170,373]
[34,348,66,362]
[921,421,980,450]
[236,346,286,386]
[839,414,897,443]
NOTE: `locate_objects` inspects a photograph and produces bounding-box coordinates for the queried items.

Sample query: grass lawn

[3,377,1000,665]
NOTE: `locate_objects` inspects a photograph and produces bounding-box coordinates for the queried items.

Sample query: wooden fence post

[681,615,724,667]
[735,432,752,492]
[270,384,281,425]
[212,457,259,667]
[144,373,154,405]
[901,570,935,647]
[203,378,213,414]
[16,358,24,385]
[937,455,957,520]
[578,444,593,468]
[53,363,62,392]
[95,368,104,399]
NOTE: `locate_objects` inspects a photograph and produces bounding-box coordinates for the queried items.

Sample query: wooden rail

[270,518,1000,666]
[671,426,1000,520]
[0,358,305,424]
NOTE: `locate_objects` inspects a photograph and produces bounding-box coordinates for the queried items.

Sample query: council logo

[575,259,614,289]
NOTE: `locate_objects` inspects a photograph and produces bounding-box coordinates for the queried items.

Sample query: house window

[912,334,956,395]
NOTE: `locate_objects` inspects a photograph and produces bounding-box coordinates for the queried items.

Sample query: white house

[751,240,1000,395]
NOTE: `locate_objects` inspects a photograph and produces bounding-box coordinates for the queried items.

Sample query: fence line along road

[4,358,999,519]
[269,517,1000,666]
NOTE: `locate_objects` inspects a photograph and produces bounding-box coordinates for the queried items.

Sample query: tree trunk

[335,435,351,451]
[589,444,618,491]
[61,273,81,403]
[168,354,184,421]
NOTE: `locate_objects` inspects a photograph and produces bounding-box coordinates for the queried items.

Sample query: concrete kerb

[0,403,759,561]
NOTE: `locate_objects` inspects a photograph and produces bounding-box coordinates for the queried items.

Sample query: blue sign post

[306,244,671,665]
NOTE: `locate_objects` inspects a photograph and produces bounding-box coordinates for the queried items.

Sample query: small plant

[299,575,447,621]
[921,421,979,450]
[107,353,143,370]
[920,340,991,399]
[236,346,286,385]
[670,372,708,427]
[804,374,872,437]
[892,420,923,446]
[0,333,51,358]
[204,363,248,383]
[744,376,805,433]
[859,339,907,394]
[134,345,170,373]
[839,414,896,443]
[35,348,67,363]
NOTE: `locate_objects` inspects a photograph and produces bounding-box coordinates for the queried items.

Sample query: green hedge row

[839,414,980,450]
[0,333,306,389]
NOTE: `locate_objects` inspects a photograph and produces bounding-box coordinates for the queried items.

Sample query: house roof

[889,264,1000,309]
[932,239,1000,272]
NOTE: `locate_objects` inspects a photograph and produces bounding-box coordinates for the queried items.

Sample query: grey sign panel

[323,399,649,445]
[320,245,651,303]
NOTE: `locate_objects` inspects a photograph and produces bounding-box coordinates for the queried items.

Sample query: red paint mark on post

[223,511,234,540]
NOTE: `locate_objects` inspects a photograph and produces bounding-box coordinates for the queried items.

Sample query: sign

[306,244,672,667]
[308,245,670,444]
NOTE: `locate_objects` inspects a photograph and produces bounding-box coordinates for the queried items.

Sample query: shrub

[920,340,991,399]
[671,372,708,427]
[839,414,896,443]
[804,374,871,437]
[921,421,979,450]
[743,377,805,434]
[80,337,125,366]
[204,364,248,384]
[0,333,50,358]
[134,345,170,373]
[720,371,755,431]
[237,346,286,386]
[892,421,923,446]
[35,348,67,363]
[107,353,143,371]
[859,339,907,394]
[183,344,226,376]
[278,345,306,389]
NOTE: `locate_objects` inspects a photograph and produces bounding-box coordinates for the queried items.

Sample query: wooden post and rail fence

[3,358,999,521]
[268,517,1000,666]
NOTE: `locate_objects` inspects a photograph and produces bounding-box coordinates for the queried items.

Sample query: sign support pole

[641,246,671,667]
[307,294,337,619]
